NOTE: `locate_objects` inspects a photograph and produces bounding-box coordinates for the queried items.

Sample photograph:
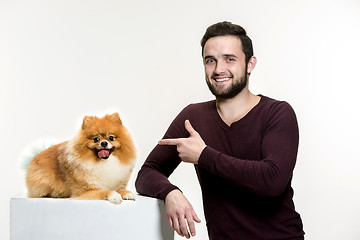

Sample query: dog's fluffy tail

[21,140,57,170]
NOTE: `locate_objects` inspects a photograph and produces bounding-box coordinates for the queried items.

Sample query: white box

[10,195,174,240]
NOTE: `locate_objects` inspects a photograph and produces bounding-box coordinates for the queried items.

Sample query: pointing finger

[158,138,181,146]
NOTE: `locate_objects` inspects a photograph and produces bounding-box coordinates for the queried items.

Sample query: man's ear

[247,56,257,74]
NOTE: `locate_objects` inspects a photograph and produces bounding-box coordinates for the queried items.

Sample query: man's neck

[215,89,261,126]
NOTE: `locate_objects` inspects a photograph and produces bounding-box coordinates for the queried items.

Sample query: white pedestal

[10,195,174,240]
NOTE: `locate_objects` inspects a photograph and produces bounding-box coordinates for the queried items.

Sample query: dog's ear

[107,113,122,125]
[82,116,94,129]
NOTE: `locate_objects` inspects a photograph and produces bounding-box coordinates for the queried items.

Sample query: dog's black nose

[101,141,108,147]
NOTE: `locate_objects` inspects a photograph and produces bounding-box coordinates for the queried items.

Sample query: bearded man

[136,21,304,240]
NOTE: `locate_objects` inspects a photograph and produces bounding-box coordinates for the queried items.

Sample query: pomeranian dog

[26,113,136,204]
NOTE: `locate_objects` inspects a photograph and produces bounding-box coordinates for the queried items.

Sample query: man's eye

[206,59,215,64]
[108,136,114,141]
[93,137,100,143]
[227,58,235,62]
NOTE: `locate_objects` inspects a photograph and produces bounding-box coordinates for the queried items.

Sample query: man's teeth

[215,77,231,82]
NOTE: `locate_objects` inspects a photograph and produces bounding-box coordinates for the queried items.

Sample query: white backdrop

[1,0,359,239]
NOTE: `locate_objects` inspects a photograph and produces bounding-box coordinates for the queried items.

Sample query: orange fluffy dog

[26,113,136,204]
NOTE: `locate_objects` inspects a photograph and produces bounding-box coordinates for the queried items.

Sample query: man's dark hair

[201,21,253,64]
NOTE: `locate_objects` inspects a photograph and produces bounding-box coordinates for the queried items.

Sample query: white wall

[1,0,359,239]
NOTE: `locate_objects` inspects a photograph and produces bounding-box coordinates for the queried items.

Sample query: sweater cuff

[158,184,181,201]
[198,146,217,169]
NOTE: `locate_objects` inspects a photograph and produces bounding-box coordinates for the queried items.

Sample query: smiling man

[136,21,304,240]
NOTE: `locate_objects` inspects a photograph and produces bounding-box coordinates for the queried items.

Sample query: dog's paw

[122,192,137,201]
[107,191,123,204]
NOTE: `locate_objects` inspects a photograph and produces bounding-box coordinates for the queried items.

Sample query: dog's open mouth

[97,147,115,159]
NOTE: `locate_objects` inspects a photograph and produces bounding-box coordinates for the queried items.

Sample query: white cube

[10,195,174,240]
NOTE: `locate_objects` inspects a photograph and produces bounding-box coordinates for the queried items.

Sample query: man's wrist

[163,186,182,201]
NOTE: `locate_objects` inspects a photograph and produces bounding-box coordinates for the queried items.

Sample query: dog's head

[81,113,122,160]
[70,112,136,164]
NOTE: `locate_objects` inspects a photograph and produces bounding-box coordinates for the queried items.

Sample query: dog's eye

[108,136,114,141]
[93,137,100,143]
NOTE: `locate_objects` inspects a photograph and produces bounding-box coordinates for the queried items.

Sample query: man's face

[203,35,248,99]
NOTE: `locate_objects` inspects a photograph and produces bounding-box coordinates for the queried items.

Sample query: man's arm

[159,102,299,198]
[199,102,299,197]
[135,106,201,239]
[136,105,193,199]
[135,144,202,239]
[135,143,181,200]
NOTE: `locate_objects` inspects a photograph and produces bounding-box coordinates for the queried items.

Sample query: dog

[26,113,136,204]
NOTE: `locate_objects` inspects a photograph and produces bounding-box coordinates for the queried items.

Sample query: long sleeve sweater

[136,95,304,240]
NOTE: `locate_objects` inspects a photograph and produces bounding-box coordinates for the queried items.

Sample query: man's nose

[214,60,226,74]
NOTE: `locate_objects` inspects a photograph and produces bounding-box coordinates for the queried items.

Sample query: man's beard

[206,67,248,99]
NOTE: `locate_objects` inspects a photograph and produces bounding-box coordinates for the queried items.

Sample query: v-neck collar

[211,95,264,131]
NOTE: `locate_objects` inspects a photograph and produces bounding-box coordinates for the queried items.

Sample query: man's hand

[165,189,201,238]
[158,120,206,164]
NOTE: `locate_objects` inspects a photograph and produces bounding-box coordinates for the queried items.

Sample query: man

[135,21,304,240]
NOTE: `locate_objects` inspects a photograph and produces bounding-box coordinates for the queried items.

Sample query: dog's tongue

[98,150,110,159]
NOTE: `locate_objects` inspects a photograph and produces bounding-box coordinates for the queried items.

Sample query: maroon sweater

[136,96,304,240]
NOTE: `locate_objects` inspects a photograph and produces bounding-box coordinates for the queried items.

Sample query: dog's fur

[26,113,136,204]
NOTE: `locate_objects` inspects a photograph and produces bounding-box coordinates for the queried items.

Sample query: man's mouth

[97,147,115,159]
[214,77,231,82]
